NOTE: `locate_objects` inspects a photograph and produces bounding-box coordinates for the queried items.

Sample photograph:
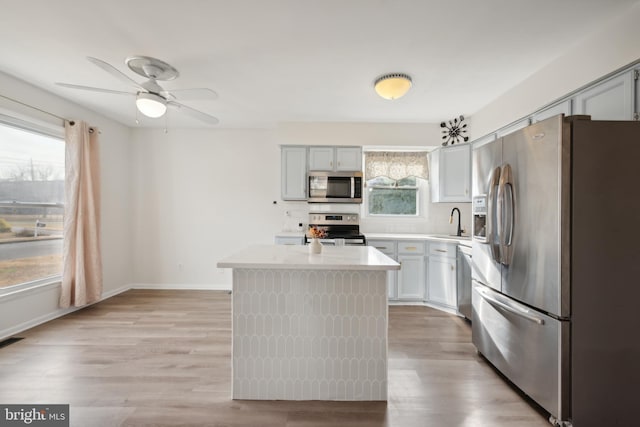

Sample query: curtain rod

[0,92,68,122]
[0,93,98,133]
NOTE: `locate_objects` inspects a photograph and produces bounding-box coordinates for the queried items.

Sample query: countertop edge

[217,245,401,271]
[217,262,400,271]
[365,233,472,245]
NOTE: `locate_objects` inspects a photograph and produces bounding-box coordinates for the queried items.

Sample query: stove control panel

[308,213,359,225]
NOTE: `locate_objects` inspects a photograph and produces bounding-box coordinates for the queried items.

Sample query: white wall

[130,122,469,289]
[130,128,282,289]
[470,2,640,138]
[0,71,133,339]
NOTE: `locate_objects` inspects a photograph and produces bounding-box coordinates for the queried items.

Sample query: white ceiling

[0,0,637,128]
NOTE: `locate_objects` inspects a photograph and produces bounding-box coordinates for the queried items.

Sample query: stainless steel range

[307,213,366,246]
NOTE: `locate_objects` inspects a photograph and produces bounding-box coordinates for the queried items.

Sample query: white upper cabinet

[532,99,572,123]
[308,147,334,171]
[335,147,362,171]
[496,117,531,138]
[429,143,471,203]
[473,64,639,153]
[573,72,634,120]
[281,146,307,200]
[309,146,362,171]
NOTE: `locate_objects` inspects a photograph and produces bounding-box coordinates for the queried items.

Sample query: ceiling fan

[56,56,219,124]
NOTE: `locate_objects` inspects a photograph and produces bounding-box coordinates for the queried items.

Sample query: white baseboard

[0,306,77,341]
[130,283,232,291]
[0,284,132,341]
[389,300,463,317]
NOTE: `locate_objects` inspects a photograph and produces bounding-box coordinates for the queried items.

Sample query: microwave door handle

[487,166,501,263]
[351,177,355,198]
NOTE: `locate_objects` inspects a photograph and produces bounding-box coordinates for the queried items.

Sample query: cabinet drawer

[398,241,425,255]
[274,236,304,245]
[368,240,396,256]
[429,242,456,258]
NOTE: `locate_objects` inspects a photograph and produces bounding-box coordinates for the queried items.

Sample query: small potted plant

[308,226,327,254]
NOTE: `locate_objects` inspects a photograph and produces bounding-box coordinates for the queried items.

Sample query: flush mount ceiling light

[374,73,412,100]
[135,92,167,118]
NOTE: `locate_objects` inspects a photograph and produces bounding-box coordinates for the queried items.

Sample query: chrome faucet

[449,207,463,237]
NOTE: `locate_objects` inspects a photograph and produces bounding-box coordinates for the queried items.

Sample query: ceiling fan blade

[56,82,135,96]
[167,88,218,100]
[86,56,145,90]
[168,101,219,125]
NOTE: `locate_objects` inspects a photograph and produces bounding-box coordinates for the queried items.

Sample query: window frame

[362,148,430,220]
[0,113,65,294]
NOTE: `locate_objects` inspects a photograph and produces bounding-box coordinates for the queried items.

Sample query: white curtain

[60,121,102,308]
[364,151,429,181]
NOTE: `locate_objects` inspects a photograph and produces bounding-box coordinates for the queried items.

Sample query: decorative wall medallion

[440,115,469,146]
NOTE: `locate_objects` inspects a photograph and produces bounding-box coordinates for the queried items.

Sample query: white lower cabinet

[370,238,459,308]
[368,239,398,300]
[427,242,457,308]
[397,255,425,300]
[397,241,426,301]
[386,270,397,300]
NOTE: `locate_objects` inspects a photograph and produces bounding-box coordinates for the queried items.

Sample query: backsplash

[278,201,471,236]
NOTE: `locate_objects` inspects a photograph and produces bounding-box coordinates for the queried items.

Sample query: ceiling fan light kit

[136,92,167,118]
[56,56,219,125]
[374,73,412,100]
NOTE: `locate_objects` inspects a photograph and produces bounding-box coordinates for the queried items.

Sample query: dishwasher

[456,244,472,320]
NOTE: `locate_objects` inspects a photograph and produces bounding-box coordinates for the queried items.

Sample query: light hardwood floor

[0,290,549,426]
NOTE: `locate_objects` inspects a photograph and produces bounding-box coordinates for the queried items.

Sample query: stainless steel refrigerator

[471,114,640,427]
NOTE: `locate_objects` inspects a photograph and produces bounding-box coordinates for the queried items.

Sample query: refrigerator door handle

[504,182,514,246]
[487,166,501,263]
[474,284,545,325]
[497,164,514,265]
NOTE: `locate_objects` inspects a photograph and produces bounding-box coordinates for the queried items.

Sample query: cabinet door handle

[435,249,447,253]
[405,246,417,251]
[375,246,388,250]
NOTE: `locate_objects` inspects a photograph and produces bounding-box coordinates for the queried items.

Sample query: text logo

[1,405,69,426]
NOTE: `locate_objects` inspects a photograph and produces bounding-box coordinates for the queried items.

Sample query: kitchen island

[217,244,400,401]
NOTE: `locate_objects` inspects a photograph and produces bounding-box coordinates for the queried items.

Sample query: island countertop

[217,244,400,271]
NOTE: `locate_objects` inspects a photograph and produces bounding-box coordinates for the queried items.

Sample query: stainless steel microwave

[308,171,363,203]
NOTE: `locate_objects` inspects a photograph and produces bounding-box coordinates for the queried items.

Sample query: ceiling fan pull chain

[164,111,168,134]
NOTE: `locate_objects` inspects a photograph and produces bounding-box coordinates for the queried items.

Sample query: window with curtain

[364,151,429,216]
[0,120,65,290]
